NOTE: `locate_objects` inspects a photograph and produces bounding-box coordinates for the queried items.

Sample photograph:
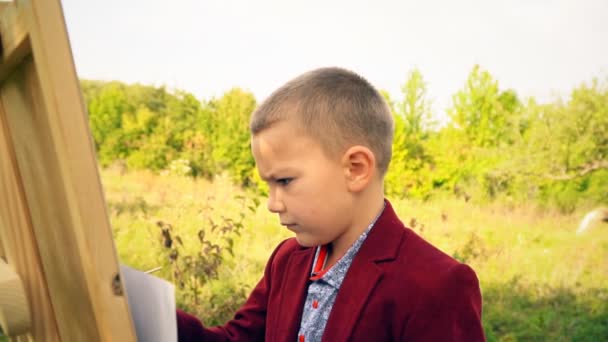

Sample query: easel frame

[0,0,136,340]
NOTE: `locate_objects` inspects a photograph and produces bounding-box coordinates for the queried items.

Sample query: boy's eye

[276,178,293,186]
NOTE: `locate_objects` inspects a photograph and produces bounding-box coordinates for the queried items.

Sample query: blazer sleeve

[176,239,289,342]
[403,263,486,341]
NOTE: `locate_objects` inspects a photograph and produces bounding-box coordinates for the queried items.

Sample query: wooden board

[0,0,137,340]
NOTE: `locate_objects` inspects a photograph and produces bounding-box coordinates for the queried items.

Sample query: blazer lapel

[322,259,383,341]
[273,248,314,342]
[322,199,404,341]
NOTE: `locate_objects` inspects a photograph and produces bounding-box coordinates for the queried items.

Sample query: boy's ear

[341,145,376,193]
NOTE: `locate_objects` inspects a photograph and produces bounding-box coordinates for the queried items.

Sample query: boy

[177,67,485,341]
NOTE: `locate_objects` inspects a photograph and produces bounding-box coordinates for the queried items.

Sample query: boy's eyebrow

[260,173,281,182]
[259,168,295,182]
[259,173,274,182]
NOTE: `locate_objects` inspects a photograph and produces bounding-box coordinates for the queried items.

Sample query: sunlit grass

[103,168,608,340]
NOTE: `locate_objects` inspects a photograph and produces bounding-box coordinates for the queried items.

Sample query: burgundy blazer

[177,200,485,341]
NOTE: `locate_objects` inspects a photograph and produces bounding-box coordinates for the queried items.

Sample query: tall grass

[103,168,608,341]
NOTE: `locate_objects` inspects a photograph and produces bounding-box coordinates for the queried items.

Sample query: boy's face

[251,120,355,247]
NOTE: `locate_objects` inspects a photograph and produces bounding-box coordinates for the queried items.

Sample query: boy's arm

[176,308,206,341]
[175,239,289,342]
[404,263,485,341]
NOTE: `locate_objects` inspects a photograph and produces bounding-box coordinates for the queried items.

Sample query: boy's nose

[267,192,285,213]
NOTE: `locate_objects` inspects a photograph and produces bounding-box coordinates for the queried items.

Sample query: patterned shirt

[297,203,385,342]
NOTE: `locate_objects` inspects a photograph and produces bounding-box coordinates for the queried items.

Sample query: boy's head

[250,67,394,176]
[250,67,394,249]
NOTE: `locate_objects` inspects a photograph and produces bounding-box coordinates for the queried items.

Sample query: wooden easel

[0,0,136,340]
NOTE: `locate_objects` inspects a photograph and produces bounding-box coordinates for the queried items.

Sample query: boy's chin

[294,235,313,247]
[294,234,327,248]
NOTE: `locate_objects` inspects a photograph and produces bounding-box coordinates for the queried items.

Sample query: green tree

[385,69,435,199]
[437,65,522,201]
[449,65,519,148]
[178,100,217,178]
[87,82,129,158]
[519,78,608,210]
[209,88,257,186]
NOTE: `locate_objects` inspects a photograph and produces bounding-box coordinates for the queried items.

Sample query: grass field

[1,169,605,341]
[101,168,607,341]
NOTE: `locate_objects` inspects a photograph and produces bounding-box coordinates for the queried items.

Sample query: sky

[61,0,608,121]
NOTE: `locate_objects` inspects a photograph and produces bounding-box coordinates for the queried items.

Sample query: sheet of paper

[120,264,177,342]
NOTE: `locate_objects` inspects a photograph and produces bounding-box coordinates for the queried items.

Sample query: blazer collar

[322,199,404,341]
[274,199,405,342]
[350,199,404,263]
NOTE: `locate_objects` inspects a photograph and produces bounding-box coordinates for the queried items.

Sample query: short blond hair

[250,67,394,175]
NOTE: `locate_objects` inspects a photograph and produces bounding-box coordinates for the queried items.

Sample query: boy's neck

[326,186,385,267]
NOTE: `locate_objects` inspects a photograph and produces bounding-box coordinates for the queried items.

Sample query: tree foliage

[82,70,608,210]
[385,69,435,199]
[82,81,257,186]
